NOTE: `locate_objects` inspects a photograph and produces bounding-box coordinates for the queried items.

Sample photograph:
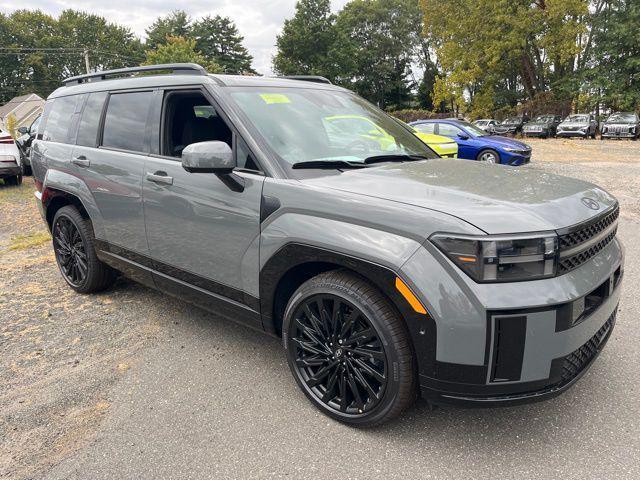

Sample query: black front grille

[560,309,616,384]
[557,205,619,274]
[559,227,618,273]
[559,206,619,250]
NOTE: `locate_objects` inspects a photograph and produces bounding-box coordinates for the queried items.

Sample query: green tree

[588,0,640,111]
[421,0,588,115]
[332,0,423,109]
[273,0,336,76]
[0,9,143,104]
[192,15,255,73]
[143,35,221,72]
[6,114,18,139]
[145,10,191,50]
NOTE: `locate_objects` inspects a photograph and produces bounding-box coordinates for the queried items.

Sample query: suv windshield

[565,115,589,122]
[533,115,555,122]
[607,113,637,123]
[228,87,437,166]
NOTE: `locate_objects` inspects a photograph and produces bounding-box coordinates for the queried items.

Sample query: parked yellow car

[324,115,458,159]
[412,131,458,158]
[395,120,458,158]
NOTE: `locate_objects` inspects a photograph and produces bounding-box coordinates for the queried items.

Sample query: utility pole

[83,49,90,74]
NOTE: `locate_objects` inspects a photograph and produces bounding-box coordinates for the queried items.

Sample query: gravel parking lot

[1,138,639,480]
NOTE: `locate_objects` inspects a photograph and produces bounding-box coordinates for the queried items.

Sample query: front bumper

[523,129,551,137]
[399,235,624,408]
[503,151,531,166]
[557,130,588,138]
[0,165,21,177]
[601,130,636,138]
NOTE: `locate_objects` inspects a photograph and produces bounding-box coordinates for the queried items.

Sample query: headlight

[503,146,525,153]
[430,233,558,282]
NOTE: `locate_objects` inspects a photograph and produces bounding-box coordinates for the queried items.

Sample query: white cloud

[0,0,351,74]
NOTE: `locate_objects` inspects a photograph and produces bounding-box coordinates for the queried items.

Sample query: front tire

[283,270,416,426]
[477,149,499,164]
[52,206,117,293]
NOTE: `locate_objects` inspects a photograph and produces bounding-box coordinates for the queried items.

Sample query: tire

[52,205,117,293]
[477,149,499,164]
[283,270,416,427]
[4,175,22,186]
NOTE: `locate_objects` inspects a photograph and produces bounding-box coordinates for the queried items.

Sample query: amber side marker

[395,277,427,315]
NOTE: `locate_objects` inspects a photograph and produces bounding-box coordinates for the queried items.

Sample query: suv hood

[302,159,616,234]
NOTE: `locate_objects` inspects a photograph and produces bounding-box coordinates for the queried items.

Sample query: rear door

[32,95,79,181]
[142,87,265,327]
[71,89,153,258]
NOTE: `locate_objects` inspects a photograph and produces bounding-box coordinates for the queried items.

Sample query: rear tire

[283,270,416,427]
[52,206,117,293]
[4,175,22,186]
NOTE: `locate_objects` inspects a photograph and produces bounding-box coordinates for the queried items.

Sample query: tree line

[274,0,639,118]
[0,9,254,105]
[1,1,637,119]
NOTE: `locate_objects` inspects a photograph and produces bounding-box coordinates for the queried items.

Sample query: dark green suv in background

[31,64,624,426]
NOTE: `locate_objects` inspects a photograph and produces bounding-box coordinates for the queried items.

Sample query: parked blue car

[409,119,532,166]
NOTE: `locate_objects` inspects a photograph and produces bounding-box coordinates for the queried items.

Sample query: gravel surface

[1,139,639,480]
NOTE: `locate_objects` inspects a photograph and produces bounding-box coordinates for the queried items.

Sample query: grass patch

[8,231,51,251]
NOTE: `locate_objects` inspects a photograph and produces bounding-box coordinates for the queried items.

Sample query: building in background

[0,93,44,131]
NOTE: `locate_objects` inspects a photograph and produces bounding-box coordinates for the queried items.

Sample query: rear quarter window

[101,91,153,153]
[41,96,80,143]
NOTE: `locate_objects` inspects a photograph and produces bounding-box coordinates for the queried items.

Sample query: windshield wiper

[292,160,368,170]
[363,154,430,165]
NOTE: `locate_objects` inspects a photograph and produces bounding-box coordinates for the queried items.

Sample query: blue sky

[0,0,350,74]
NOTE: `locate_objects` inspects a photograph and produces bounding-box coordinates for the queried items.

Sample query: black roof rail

[63,63,208,86]
[277,75,332,85]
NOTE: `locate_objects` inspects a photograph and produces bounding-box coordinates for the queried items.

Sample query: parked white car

[473,119,499,134]
[0,128,23,185]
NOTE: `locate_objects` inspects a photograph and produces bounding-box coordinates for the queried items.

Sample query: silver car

[473,119,499,134]
[557,114,598,139]
[32,64,624,426]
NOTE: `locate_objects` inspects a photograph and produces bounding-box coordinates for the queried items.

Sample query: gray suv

[32,64,624,426]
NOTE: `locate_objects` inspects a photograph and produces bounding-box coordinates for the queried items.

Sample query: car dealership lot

[1,139,639,480]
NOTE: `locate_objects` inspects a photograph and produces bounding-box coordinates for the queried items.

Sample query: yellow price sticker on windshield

[259,93,291,104]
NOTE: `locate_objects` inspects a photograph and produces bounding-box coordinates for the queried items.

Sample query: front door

[142,89,265,326]
[437,123,474,159]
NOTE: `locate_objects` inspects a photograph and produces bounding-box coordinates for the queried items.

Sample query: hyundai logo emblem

[581,197,600,210]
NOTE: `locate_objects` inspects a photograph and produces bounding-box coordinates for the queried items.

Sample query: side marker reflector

[395,278,427,315]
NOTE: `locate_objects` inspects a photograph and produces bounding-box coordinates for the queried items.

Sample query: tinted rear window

[76,92,108,147]
[41,96,79,143]
[102,91,153,152]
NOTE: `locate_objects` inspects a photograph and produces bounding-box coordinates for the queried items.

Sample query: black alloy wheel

[289,294,388,415]
[284,270,416,426]
[51,206,117,293]
[53,215,88,288]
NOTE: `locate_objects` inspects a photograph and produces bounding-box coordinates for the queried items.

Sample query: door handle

[72,155,90,167]
[146,171,173,185]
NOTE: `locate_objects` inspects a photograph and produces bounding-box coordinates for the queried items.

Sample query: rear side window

[102,91,153,153]
[414,123,435,134]
[41,96,78,143]
[76,92,108,147]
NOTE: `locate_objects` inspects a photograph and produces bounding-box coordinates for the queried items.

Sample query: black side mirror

[17,126,28,135]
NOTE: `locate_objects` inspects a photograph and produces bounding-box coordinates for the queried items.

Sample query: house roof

[0,93,44,119]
